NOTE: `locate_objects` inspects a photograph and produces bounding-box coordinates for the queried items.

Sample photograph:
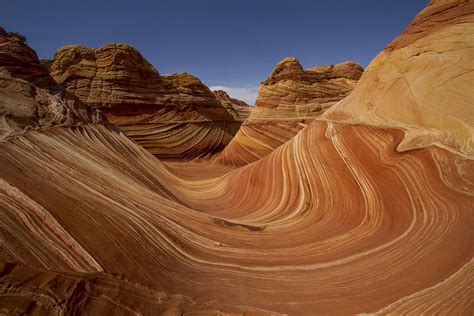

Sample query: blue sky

[1,0,427,104]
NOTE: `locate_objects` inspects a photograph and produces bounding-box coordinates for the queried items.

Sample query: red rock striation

[0,1,473,314]
[252,57,362,118]
[50,44,240,160]
[215,58,363,166]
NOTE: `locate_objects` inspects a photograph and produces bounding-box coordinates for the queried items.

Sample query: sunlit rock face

[0,28,103,140]
[252,57,362,118]
[213,89,251,121]
[322,0,474,158]
[50,44,240,160]
[0,0,473,314]
[215,58,363,166]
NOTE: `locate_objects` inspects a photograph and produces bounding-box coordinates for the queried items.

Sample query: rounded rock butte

[214,57,363,167]
[49,43,242,161]
[0,0,473,314]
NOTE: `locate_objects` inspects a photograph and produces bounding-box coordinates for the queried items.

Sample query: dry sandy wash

[1,0,473,315]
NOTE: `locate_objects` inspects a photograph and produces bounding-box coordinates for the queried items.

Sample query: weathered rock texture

[322,0,474,158]
[1,1,473,314]
[50,44,240,160]
[213,89,251,120]
[251,57,362,119]
[0,28,103,140]
[215,58,363,166]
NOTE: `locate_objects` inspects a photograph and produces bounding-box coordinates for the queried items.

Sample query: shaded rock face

[214,58,363,166]
[0,28,102,139]
[50,44,240,160]
[212,89,251,121]
[39,59,53,70]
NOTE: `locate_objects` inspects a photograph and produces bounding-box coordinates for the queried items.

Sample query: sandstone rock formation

[252,57,362,119]
[1,0,473,314]
[213,89,251,120]
[49,44,240,160]
[39,59,53,70]
[322,0,474,158]
[0,28,103,140]
[215,58,363,166]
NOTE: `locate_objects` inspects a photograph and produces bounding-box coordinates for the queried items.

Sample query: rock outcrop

[215,58,363,166]
[213,89,251,120]
[0,28,103,140]
[251,57,362,119]
[39,59,53,70]
[49,44,240,160]
[322,0,474,158]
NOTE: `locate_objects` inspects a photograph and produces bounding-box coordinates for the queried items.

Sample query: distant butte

[213,89,251,121]
[215,57,363,166]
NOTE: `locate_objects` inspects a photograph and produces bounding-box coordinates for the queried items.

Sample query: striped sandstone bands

[1,0,473,314]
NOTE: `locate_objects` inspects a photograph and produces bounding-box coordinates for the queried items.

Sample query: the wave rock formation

[1,0,473,314]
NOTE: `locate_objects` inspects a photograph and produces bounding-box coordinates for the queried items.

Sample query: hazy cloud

[210,86,258,105]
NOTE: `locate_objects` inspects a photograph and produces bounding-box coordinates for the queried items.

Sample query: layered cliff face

[0,28,103,140]
[49,44,240,160]
[215,58,363,166]
[1,0,473,314]
[213,89,251,120]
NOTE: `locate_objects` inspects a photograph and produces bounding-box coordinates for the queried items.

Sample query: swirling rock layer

[214,118,310,166]
[1,122,472,314]
[215,58,362,166]
[50,44,240,160]
[1,0,473,314]
[322,0,474,158]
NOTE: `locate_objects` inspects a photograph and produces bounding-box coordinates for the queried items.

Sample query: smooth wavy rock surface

[1,122,472,314]
[1,0,473,314]
[322,0,474,159]
[215,58,362,166]
[0,28,103,140]
[50,44,240,160]
[213,89,251,121]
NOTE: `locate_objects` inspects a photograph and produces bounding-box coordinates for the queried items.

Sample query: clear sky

[1,0,428,104]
